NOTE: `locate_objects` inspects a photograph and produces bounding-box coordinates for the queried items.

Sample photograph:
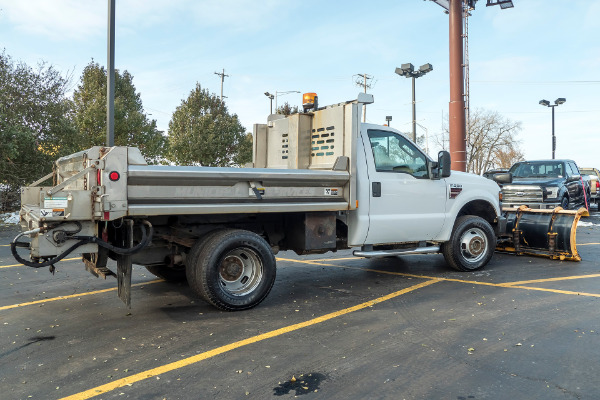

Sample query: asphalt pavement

[1,210,600,400]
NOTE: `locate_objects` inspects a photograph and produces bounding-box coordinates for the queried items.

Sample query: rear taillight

[596,181,599,190]
[97,169,101,185]
[109,171,120,181]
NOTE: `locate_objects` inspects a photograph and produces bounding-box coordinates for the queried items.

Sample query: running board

[353,246,441,258]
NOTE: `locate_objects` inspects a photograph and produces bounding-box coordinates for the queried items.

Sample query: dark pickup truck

[501,159,590,210]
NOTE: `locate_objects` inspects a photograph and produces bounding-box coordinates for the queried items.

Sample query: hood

[508,177,564,187]
[447,170,500,190]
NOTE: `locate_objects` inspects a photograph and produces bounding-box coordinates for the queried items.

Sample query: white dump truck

[13,94,508,310]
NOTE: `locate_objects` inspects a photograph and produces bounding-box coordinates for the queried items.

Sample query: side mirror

[438,151,451,178]
[567,174,580,183]
[493,173,512,184]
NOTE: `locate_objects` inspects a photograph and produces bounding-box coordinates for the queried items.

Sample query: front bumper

[503,201,560,210]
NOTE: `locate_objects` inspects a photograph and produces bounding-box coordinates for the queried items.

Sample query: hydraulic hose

[11,220,153,269]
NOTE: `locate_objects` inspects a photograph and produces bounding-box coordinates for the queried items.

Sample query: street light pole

[106,0,115,147]
[264,92,274,114]
[551,105,555,159]
[395,63,433,143]
[411,76,416,143]
[539,98,566,159]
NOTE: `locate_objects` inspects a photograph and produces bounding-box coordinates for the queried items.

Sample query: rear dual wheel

[186,229,276,311]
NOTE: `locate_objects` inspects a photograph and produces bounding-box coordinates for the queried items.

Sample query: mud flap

[117,219,133,307]
[497,205,589,261]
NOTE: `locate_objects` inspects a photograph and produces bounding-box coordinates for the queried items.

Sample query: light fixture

[394,62,433,142]
[539,99,550,107]
[539,97,566,159]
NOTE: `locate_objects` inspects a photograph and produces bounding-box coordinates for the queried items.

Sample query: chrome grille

[502,185,543,203]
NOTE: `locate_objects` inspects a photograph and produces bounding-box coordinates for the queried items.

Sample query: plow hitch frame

[497,205,589,261]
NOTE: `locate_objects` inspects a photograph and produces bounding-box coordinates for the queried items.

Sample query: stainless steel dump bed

[127,165,350,215]
[19,97,362,233]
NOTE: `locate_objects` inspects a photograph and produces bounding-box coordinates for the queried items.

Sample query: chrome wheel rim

[218,248,263,296]
[459,227,487,264]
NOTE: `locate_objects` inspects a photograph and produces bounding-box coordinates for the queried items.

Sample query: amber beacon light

[302,92,318,111]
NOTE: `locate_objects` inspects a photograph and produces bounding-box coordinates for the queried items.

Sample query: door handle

[372,182,381,197]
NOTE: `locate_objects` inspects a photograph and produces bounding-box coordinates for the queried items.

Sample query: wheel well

[456,200,497,226]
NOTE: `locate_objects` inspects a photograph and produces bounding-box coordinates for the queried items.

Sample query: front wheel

[442,216,496,272]
[561,196,569,210]
[186,229,276,311]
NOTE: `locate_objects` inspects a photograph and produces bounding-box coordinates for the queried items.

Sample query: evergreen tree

[0,51,76,210]
[167,84,252,167]
[71,61,165,162]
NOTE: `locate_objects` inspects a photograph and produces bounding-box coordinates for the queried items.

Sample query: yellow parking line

[0,257,80,269]
[59,279,439,400]
[277,257,502,285]
[502,273,600,286]
[577,243,600,246]
[0,280,163,311]
[277,257,600,297]
[508,285,600,298]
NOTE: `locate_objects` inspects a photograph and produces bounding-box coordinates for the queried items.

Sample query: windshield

[509,162,564,178]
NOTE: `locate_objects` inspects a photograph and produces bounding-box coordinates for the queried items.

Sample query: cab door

[363,128,448,244]
[565,162,583,204]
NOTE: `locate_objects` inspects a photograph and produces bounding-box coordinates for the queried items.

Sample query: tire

[186,229,276,311]
[585,190,591,210]
[145,264,187,282]
[560,196,569,210]
[442,216,496,272]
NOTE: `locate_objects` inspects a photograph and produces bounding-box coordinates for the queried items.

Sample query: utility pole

[214,68,229,101]
[355,73,373,122]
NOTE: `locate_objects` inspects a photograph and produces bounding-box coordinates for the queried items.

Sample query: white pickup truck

[13,94,507,310]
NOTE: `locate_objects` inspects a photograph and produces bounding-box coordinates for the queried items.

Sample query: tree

[0,51,76,210]
[167,84,252,167]
[276,102,299,116]
[71,61,165,162]
[466,109,524,174]
[436,109,524,174]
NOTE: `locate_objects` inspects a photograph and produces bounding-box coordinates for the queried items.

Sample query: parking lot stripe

[577,242,600,246]
[278,257,600,297]
[59,279,439,400]
[0,279,163,311]
[501,273,600,286]
[0,257,79,269]
[506,285,600,298]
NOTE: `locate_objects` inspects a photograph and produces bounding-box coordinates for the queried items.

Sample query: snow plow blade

[497,205,589,261]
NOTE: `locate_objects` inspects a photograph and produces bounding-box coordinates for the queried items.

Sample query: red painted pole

[449,0,466,171]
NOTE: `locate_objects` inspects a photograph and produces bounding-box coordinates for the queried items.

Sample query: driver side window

[368,130,428,178]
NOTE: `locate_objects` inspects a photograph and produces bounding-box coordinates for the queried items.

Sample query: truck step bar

[353,246,441,258]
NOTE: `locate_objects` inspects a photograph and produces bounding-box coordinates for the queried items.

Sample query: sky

[1,0,599,169]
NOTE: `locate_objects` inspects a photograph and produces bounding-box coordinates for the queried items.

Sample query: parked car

[482,168,509,180]
[580,167,600,207]
[502,159,589,210]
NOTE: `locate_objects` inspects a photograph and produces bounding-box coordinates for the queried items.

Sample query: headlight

[545,186,559,199]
